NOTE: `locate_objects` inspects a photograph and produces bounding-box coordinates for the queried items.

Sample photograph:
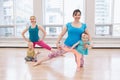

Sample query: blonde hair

[30,16,36,19]
[30,16,36,23]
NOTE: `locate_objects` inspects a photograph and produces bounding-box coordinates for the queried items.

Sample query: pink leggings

[32,40,51,50]
[48,45,82,67]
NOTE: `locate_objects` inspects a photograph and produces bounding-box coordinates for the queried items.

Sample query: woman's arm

[84,27,93,48]
[21,27,30,42]
[56,26,67,48]
[84,28,92,42]
[38,25,46,40]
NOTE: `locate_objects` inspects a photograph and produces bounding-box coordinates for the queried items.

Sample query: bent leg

[72,49,82,71]
[35,40,52,50]
[61,46,82,70]
[35,40,56,53]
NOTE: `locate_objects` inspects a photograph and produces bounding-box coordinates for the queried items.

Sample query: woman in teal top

[28,25,39,42]
[22,16,54,53]
[56,9,91,71]
[64,22,87,47]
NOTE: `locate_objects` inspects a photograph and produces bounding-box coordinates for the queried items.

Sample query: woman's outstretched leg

[33,57,50,66]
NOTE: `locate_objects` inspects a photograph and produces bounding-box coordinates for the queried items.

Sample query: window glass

[15,0,33,37]
[95,0,112,36]
[0,0,33,38]
[43,0,85,37]
[0,0,13,25]
[113,0,120,36]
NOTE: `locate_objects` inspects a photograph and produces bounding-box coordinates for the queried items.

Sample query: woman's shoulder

[65,22,72,28]
[36,24,43,28]
[81,23,87,29]
[36,25,42,29]
[81,23,87,26]
[35,24,39,27]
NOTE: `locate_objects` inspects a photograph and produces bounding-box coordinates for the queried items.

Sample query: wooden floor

[0,48,120,80]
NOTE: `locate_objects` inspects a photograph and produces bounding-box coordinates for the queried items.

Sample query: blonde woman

[22,16,54,52]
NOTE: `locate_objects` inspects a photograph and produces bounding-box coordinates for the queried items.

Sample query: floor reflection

[0,48,120,80]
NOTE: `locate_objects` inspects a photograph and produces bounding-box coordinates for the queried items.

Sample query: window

[64,0,85,23]
[0,0,33,38]
[95,0,120,37]
[95,0,112,36]
[43,0,85,37]
[95,0,112,24]
[113,0,120,36]
[0,0,13,25]
[95,25,111,36]
[15,0,33,37]
[43,0,63,25]
[0,26,14,37]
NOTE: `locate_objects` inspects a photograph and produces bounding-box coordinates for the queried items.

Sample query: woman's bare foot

[60,54,65,57]
[33,62,41,66]
[76,67,80,71]
[37,51,41,55]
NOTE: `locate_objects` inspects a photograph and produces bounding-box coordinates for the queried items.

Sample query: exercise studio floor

[0,48,120,80]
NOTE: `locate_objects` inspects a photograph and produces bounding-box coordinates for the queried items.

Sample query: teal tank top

[29,25,40,42]
[64,22,87,47]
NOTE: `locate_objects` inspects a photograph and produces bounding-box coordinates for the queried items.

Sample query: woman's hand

[56,42,61,49]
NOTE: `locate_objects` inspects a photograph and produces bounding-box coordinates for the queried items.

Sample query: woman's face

[73,12,81,21]
[30,16,36,23]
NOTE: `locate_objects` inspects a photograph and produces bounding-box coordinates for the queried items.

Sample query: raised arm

[38,25,46,40]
